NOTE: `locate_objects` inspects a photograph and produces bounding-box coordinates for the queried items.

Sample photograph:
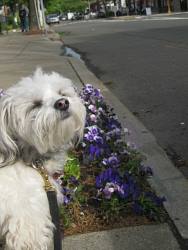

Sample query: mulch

[61,202,156,236]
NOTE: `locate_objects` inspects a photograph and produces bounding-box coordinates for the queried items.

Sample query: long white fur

[0,69,86,250]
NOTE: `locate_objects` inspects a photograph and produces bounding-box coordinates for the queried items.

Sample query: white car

[46,14,60,24]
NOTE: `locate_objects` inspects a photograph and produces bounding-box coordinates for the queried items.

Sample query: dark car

[97,11,106,18]
[59,13,68,21]
[74,12,84,20]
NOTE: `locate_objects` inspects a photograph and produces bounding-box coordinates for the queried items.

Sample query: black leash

[32,160,62,250]
[47,190,62,250]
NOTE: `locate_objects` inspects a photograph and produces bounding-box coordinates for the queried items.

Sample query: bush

[0,15,19,31]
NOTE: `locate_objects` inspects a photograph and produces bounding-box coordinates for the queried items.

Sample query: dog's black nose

[54,98,69,111]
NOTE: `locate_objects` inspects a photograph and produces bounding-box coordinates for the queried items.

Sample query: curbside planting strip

[67,56,188,246]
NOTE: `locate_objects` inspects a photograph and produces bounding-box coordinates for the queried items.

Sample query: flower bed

[58,84,166,235]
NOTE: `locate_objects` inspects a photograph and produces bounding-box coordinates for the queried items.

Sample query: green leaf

[64,153,80,179]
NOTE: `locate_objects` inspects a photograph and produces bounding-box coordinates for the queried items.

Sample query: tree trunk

[28,0,39,31]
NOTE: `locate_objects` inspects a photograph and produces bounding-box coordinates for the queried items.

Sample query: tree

[45,0,88,13]
[28,0,39,31]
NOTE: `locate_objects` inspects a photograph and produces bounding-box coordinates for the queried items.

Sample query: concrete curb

[63,224,181,250]
[67,56,188,243]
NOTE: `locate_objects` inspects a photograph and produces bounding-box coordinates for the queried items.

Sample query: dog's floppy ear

[0,96,18,167]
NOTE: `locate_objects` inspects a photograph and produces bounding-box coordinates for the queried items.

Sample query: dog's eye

[58,90,66,96]
[32,100,42,109]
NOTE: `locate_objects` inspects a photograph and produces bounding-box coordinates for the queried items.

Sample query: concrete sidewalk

[0,31,187,250]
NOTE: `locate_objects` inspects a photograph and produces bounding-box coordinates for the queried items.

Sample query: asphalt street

[54,14,188,176]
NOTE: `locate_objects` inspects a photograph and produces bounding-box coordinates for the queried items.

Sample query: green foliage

[0,15,18,31]
[64,153,80,180]
[45,0,88,14]
[75,184,87,203]
[7,15,18,27]
[137,194,164,220]
[59,205,72,229]
[100,197,127,218]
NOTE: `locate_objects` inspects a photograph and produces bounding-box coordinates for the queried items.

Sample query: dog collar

[32,159,55,192]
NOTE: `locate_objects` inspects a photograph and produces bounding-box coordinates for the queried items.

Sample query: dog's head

[0,68,86,166]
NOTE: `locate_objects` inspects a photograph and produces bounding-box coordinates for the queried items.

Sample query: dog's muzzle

[54,98,69,111]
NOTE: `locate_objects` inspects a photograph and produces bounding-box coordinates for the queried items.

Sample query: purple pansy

[88,104,97,113]
[88,126,99,135]
[76,84,166,218]
[90,114,97,122]
[84,132,94,142]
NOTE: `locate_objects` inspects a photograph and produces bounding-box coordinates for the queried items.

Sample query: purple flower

[108,154,119,167]
[63,195,71,205]
[103,183,115,199]
[83,84,94,95]
[94,135,103,144]
[89,144,101,159]
[88,126,99,135]
[88,104,97,113]
[96,168,121,188]
[69,176,79,185]
[101,154,120,168]
[84,132,94,142]
[93,88,101,97]
[119,183,130,198]
[79,84,166,219]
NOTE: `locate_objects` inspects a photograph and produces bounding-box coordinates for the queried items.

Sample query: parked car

[97,11,106,18]
[59,13,67,21]
[90,12,98,18]
[46,14,60,24]
[74,12,84,20]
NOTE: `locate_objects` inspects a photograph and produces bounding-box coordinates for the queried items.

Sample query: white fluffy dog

[0,69,86,250]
